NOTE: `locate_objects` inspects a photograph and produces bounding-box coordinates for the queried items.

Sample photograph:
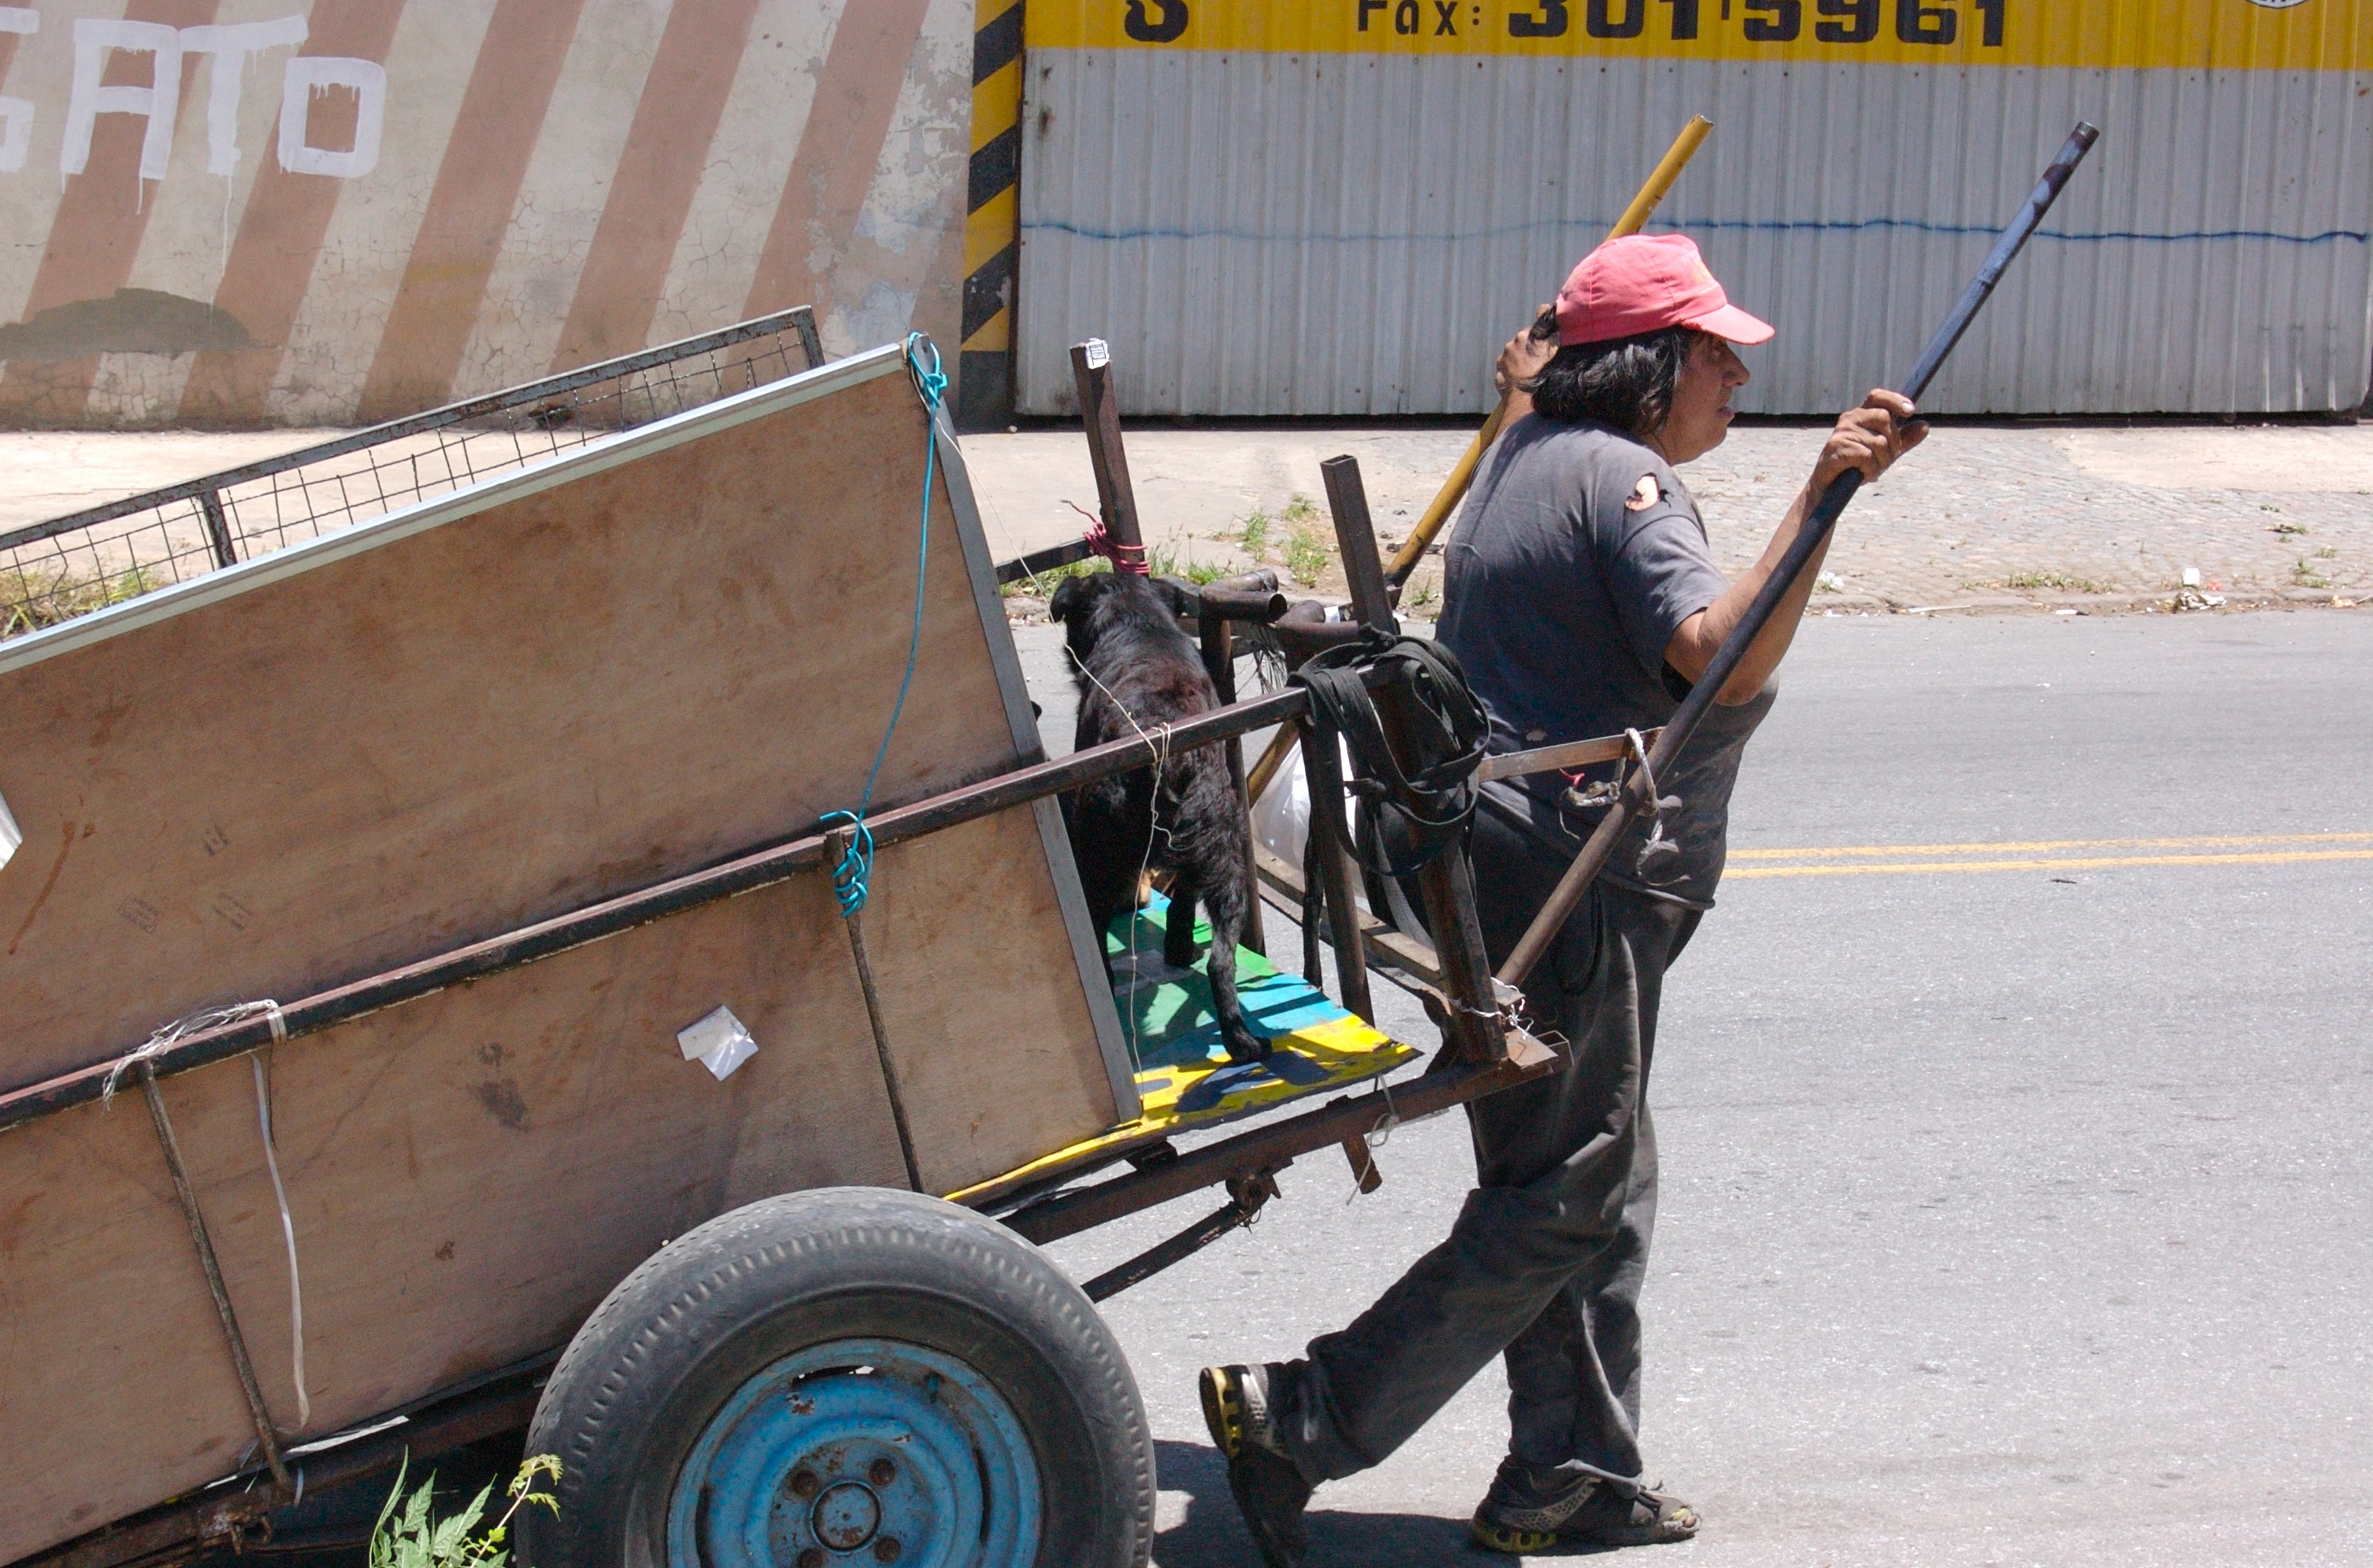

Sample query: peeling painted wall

[0,0,975,429]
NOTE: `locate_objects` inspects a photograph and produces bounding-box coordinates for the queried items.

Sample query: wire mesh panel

[1,309,822,641]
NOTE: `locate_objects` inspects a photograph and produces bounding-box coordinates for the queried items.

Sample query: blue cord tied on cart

[824,333,946,920]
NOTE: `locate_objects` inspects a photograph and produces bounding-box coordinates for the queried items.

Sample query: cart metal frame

[0,324,1569,1568]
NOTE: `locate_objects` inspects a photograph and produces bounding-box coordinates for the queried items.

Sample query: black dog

[1049,571,1268,1063]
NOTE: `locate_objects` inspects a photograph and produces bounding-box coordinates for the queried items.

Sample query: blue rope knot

[820,810,875,918]
[906,330,948,410]
[822,334,944,921]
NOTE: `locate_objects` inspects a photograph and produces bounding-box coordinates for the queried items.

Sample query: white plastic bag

[1249,738,1361,897]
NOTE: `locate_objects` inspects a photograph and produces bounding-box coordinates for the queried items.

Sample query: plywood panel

[0,352,1126,1562]
[0,359,1022,1081]
[0,806,1114,1564]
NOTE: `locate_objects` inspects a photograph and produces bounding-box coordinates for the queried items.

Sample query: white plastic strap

[102,999,307,1432]
[252,1048,308,1429]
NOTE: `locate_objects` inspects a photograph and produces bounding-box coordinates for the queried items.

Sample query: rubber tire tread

[518,1187,1154,1568]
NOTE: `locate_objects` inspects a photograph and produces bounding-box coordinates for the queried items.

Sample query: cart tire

[519,1188,1153,1568]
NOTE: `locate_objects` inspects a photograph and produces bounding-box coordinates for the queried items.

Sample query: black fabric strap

[1290,633,1489,881]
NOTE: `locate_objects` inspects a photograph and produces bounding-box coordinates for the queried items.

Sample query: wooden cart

[0,323,1557,1568]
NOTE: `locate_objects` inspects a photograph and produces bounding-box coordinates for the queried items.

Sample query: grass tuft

[2,565,158,640]
[999,556,1108,599]
[1284,522,1330,588]
[1985,570,2116,595]
[1237,507,1272,558]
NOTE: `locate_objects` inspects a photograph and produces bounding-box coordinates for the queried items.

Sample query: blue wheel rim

[666,1338,1041,1568]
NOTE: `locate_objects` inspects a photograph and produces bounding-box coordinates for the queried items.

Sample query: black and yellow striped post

[960,0,1023,427]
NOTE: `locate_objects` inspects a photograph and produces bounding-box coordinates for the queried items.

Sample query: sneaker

[1470,1457,1700,1552]
[1198,1363,1313,1568]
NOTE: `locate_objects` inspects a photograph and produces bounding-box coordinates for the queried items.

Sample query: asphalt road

[1015,607,2373,1567]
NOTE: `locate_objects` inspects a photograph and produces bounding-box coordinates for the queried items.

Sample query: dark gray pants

[1272,799,1700,1485]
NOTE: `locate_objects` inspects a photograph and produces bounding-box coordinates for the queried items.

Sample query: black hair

[1522,323,1701,436]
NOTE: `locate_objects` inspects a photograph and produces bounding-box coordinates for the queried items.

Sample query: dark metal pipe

[1499,123,2101,989]
[1205,568,1281,596]
[1003,1052,1550,1245]
[993,535,1098,585]
[1188,584,1291,624]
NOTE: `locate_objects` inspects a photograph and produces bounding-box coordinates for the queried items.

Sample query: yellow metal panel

[1029,0,2373,72]
[967,184,1021,278]
[973,55,1023,151]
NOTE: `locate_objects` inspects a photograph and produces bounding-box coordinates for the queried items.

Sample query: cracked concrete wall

[0,0,972,429]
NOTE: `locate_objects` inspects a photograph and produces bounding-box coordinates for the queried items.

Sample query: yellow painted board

[1030,0,2373,73]
[948,896,1423,1208]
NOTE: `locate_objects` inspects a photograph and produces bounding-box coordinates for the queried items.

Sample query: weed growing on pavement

[1988,570,2115,594]
[1238,508,1272,557]
[1145,542,1226,584]
[369,1453,559,1568]
[2,564,156,640]
[2293,558,2335,589]
[1404,573,1440,611]
[1281,493,1319,524]
[999,556,1108,599]
[1284,521,1331,587]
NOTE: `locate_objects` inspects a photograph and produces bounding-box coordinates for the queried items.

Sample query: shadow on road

[1155,1438,1583,1565]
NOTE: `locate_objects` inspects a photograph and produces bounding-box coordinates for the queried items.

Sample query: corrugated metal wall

[1016,2,2373,418]
[0,0,975,429]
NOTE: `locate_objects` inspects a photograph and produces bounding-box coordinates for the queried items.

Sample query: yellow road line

[1730,850,2373,880]
[1730,833,2373,861]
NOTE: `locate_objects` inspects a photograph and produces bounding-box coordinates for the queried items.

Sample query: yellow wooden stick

[1252,117,1715,813]
[1383,115,1714,585]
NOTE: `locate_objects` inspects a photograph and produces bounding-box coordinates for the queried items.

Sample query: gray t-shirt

[1437,416,1775,909]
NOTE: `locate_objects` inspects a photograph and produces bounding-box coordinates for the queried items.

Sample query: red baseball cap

[1554,233,1774,348]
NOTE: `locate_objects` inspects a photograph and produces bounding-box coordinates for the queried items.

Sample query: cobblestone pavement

[6,420,2369,615]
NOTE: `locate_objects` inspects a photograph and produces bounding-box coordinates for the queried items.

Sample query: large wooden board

[0,347,1130,1563]
[0,349,1114,1085]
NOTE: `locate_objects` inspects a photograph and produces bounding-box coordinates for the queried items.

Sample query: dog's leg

[1162,870,1201,969]
[1198,857,1270,1063]
[1068,789,1143,1000]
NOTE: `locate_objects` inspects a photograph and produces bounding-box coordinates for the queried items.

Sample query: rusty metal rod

[1476,727,1661,783]
[139,1063,295,1495]
[1499,123,2101,990]
[1002,1050,1552,1245]
[1320,454,1506,1067]
[1070,341,1146,568]
[828,827,924,1193]
[1,676,1398,1132]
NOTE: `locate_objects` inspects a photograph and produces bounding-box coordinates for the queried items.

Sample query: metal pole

[140,1064,295,1493]
[1069,341,1146,567]
[790,304,826,370]
[1321,455,1506,1067]
[1201,612,1265,957]
[827,826,925,1193]
[196,489,239,570]
[1498,123,2101,990]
